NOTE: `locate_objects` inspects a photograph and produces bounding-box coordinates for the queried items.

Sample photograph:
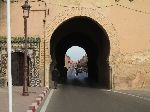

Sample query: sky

[66,46,86,61]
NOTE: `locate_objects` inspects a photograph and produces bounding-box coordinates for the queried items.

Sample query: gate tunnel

[50,16,111,88]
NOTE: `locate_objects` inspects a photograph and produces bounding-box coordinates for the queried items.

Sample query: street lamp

[21,0,31,96]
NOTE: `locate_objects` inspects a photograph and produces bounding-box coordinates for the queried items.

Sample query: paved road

[46,85,150,112]
[45,69,150,112]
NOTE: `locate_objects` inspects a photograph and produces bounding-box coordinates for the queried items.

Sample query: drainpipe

[43,18,46,87]
[30,0,47,86]
[109,66,112,89]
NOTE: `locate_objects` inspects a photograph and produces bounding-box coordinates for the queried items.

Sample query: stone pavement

[0,86,45,112]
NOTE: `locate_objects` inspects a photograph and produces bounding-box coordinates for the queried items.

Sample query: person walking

[62,67,68,83]
[52,66,60,89]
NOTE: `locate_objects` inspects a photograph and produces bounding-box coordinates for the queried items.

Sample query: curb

[26,87,49,112]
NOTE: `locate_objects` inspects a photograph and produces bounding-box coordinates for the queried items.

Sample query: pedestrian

[75,67,79,76]
[52,66,60,89]
[63,67,68,83]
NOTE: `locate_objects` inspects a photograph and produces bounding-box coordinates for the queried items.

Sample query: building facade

[65,55,74,70]
[0,0,150,89]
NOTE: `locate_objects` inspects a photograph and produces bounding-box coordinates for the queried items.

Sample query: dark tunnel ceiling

[50,16,110,61]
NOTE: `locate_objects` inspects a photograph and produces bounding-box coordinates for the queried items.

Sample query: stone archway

[44,7,120,88]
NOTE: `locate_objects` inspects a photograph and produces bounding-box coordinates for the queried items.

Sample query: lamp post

[21,0,31,96]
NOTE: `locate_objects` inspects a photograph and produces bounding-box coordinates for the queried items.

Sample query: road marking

[113,90,150,101]
[100,89,112,92]
[101,89,150,101]
[40,89,54,112]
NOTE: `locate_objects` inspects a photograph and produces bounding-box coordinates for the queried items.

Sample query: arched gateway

[45,7,120,89]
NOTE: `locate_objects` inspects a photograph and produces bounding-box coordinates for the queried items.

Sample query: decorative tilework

[0,36,41,87]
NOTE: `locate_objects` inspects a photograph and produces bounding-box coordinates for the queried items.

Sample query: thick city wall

[0,0,150,89]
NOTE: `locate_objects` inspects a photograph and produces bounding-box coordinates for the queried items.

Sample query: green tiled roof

[0,36,40,43]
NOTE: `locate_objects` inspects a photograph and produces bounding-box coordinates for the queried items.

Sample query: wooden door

[11,52,24,86]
